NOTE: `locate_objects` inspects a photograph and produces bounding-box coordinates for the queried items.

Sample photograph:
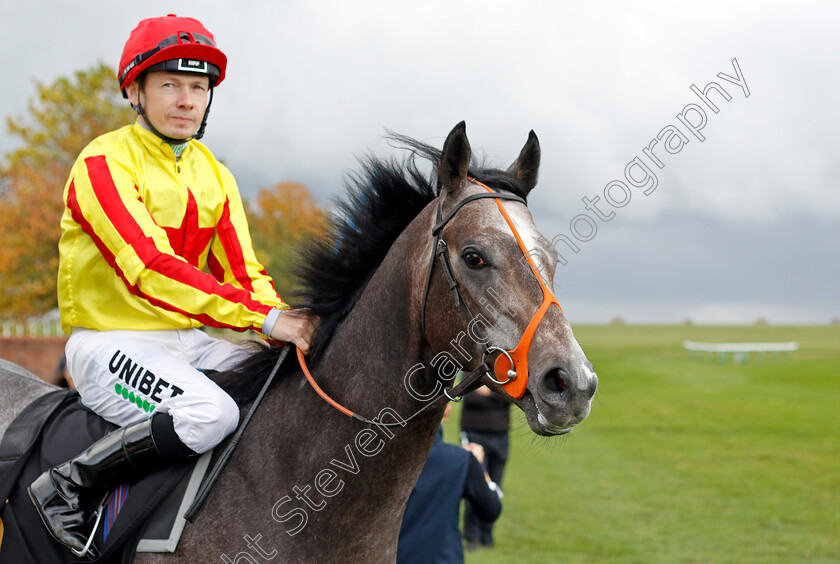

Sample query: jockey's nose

[177,88,196,109]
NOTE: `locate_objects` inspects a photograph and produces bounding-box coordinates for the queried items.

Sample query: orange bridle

[476,181,563,398]
[294,177,564,426]
[419,178,563,399]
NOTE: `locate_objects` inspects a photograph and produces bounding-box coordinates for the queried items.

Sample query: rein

[297,347,490,426]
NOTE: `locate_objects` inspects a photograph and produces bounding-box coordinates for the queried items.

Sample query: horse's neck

[301,204,439,424]
[201,210,445,559]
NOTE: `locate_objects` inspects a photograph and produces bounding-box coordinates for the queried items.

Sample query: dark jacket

[397,428,502,564]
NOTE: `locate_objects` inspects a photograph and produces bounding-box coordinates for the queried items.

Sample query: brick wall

[0,338,68,383]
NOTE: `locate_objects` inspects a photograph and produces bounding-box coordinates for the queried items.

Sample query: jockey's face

[127,71,210,140]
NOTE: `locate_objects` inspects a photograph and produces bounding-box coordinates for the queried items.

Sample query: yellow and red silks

[58,121,286,335]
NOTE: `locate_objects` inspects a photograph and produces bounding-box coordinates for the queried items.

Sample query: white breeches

[66,328,247,453]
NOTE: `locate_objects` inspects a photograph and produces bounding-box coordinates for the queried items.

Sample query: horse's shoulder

[0,359,56,436]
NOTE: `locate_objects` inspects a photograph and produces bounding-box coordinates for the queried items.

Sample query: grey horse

[0,122,597,563]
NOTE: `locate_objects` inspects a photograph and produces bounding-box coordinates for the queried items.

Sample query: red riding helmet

[118,14,227,97]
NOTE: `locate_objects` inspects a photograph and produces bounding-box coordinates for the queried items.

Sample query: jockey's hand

[270,309,320,355]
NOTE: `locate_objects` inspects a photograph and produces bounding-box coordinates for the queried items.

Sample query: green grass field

[444,325,840,564]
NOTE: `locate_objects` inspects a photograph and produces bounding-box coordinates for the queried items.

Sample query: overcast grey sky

[2,1,838,323]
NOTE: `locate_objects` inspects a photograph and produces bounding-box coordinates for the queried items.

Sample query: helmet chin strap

[132,86,214,144]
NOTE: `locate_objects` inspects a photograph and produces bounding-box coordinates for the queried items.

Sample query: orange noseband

[474,181,563,399]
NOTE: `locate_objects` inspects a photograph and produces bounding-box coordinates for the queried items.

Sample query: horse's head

[424,122,597,436]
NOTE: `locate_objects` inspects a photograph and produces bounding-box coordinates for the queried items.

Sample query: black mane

[215,134,530,405]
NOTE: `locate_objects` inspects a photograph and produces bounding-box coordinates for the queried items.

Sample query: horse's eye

[462,251,486,269]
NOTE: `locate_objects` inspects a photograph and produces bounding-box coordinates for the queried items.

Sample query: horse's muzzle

[533,360,597,433]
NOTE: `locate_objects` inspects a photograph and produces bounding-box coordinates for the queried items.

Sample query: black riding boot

[28,416,166,555]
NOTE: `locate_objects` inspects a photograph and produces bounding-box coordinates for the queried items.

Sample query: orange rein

[297,346,355,419]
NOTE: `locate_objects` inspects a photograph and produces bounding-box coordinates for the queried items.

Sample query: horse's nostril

[543,368,568,396]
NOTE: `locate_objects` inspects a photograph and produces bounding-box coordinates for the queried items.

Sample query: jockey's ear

[438,121,471,200]
[126,81,141,107]
[507,130,540,195]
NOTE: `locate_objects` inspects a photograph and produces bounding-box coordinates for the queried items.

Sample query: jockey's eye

[462,250,486,269]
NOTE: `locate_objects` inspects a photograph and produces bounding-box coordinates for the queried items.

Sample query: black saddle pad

[0,389,195,563]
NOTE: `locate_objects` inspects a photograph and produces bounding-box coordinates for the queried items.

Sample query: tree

[247,182,327,298]
[0,63,135,319]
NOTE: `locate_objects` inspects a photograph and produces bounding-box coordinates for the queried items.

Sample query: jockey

[28,14,318,554]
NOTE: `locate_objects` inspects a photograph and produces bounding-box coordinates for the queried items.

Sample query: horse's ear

[438,121,471,197]
[507,130,541,194]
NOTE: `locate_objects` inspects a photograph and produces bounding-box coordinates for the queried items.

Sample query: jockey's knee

[169,389,239,454]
